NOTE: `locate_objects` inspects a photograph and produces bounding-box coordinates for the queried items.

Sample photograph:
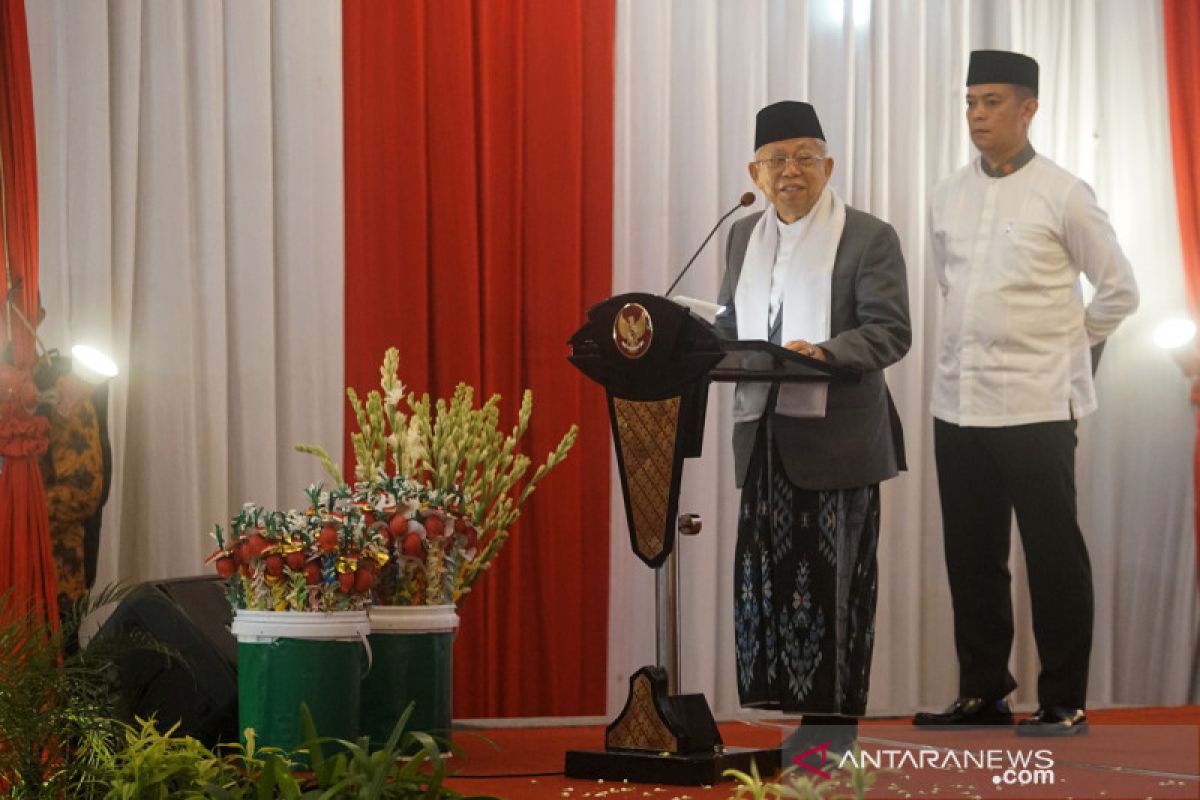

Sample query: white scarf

[733,185,846,421]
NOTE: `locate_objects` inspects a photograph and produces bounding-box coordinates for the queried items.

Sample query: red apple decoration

[423,514,445,540]
[246,532,269,559]
[263,553,284,577]
[318,524,339,553]
[401,531,424,558]
[354,568,374,593]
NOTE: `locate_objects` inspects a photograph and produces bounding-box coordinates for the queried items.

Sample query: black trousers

[933,418,1093,709]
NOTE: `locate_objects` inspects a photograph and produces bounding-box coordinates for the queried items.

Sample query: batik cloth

[39,395,103,609]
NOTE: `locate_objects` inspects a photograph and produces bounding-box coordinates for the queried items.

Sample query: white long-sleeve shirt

[929,153,1139,426]
[767,211,810,328]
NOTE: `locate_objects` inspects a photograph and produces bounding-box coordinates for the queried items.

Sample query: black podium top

[567,292,862,568]
[568,293,859,399]
[710,339,861,385]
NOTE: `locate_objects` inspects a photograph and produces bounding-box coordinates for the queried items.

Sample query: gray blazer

[714,207,910,490]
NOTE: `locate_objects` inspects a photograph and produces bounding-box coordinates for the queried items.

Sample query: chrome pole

[654,545,681,695]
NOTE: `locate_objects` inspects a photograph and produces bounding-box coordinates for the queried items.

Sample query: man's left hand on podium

[784,339,827,362]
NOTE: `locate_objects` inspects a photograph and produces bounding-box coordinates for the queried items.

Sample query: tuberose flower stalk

[283,346,577,608]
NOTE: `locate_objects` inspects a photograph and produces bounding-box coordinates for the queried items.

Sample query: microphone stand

[664,192,755,297]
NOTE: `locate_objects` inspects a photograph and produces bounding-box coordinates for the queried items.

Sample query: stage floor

[442,706,1200,799]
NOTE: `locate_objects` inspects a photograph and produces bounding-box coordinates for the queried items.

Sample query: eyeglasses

[753,154,825,172]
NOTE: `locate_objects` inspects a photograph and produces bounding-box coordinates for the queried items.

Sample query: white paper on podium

[671,295,724,324]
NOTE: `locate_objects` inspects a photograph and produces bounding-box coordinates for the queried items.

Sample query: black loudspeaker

[92,575,238,746]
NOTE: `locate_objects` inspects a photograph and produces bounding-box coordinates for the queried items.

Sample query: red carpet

[442,707,1200,799]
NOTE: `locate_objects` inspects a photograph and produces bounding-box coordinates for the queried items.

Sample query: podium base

[564,745,780,786]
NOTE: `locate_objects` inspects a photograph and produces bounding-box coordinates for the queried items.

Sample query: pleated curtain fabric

[1163,0,1200,584]
[342,0,614,717]
[0,0,57,630]
[21,0,1197,721]
[611,0,1198,715]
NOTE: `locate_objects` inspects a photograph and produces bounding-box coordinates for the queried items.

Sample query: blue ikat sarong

[733,424,880,715]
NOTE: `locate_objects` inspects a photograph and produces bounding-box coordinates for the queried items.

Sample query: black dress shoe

[1016,706,1087,737]
[913,697,1015,727]
[782,716,858,758]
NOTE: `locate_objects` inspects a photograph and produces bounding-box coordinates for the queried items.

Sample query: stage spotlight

[1154,317,1196,350]
[71,344,119,383]
[4,279,119,383]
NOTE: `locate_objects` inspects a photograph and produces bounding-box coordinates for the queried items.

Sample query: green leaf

[297,703,329,783]
[201,782,235,800]
[254,753,277,800]
[315,776,356,800]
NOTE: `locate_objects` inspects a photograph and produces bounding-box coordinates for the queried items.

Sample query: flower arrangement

[296,347,577,606]
[206,485,389,612]
[207,347,577,610]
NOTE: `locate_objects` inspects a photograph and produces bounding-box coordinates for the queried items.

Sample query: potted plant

[205,489,389,754]
[296,347,577,746]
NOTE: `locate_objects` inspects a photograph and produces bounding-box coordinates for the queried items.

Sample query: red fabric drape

[1164,0,1200,581]
[0,0,57,627]
[344,0,613,716]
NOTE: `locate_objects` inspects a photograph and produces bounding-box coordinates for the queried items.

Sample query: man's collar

[980,142,1036,177]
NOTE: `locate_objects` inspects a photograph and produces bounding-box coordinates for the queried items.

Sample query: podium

[564,292,859,785]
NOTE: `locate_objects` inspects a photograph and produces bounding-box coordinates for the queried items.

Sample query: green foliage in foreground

[1,586,139,799]
[1,587,492,799]
[103,705,494,800]
[724,746,879,800]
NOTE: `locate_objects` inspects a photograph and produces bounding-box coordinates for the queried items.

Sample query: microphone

[665,192,756,297]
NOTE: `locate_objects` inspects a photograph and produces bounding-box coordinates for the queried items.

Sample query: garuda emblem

[613,302,653,360]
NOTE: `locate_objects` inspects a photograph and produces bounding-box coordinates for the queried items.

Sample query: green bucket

[232,610,370,754]
[360,605,458,749]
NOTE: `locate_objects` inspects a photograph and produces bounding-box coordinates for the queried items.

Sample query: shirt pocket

[1000,219,1070,283]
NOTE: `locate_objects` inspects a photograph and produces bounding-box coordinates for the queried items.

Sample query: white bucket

[368,604,459,633]
[231,609,370,643]
[361,604,460,749]
[231,609,371,754]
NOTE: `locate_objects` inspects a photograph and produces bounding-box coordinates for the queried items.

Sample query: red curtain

[1164,0,1200,580]
[344,0,613,716]
[0,0,57,627]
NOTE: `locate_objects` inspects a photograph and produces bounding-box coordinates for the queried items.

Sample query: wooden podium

[565,292,858,785]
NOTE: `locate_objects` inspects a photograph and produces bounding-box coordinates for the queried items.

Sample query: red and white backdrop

[10,0,1198,718]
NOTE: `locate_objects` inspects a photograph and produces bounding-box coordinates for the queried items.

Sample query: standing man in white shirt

[914,50,1139,736]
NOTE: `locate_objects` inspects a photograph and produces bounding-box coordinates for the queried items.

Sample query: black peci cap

[754,101,825,150]
[967,50,1039,95]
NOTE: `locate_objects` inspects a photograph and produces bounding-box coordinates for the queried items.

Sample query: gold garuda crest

[613,302,653,359]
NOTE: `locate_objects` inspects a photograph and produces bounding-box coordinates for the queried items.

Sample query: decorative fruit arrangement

[206,486,388,612]
[208,346,576,610]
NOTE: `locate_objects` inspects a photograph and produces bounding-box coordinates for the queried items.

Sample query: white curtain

[26,0,345,593]
[611,0,1198,717]
[23,0,1197,718]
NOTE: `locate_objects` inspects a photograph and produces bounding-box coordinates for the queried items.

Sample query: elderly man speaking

[714,101,910,755]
